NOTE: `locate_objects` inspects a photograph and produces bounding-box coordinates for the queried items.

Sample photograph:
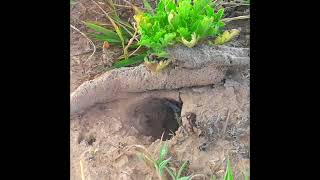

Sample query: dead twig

[113,4,132,8]
[128,45,142,57]
[190,174,207,179]
[222,110,231,138]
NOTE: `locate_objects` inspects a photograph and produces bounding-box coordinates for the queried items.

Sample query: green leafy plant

[136,0,225,57]
[83,0,237,71]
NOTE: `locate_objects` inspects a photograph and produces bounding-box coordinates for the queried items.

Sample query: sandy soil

[70,1,250,179]
[70,79,249,180]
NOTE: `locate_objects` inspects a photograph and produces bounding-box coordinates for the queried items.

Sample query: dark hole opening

[129,97,182,141]
[87,135,96,145]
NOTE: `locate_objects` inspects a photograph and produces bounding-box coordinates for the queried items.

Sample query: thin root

[70,24,96,65]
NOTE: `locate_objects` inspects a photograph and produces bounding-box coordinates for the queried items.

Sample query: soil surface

[70,0,250,179]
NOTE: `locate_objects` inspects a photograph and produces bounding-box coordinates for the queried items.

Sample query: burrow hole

[129,97,182,141]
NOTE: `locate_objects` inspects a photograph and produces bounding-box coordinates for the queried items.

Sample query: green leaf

[216,8,224,19]
[177,27,190,38]
[193,0,212,14]
[177,176,191,180]
[90,33,122,43]
[165,167,176,179]
[223,158,234,180]
[158,157,172,175]
[206,6,214,17]
[177,0,192,17]
[177,161,189,178]
[163,0,176,13]
[159,143,169,161]
[161,32,176,46]
[159,157,171,168]
[84,22,119,40]
[112,54,146,68]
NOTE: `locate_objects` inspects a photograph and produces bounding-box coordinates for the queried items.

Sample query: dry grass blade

[222,15,250,23]
[154,131,166,156]
[116,45,142,59]
[126,144,153,158]
[113,4,132,8]
[123,23,138,57]
[106,0,136,34]
[222,109,230,137]
[128,45,142,57]
[80,159,85,180]
[190,174,207,179]
[70,24,96,64]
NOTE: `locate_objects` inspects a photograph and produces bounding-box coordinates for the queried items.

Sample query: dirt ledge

[71,45,249,115]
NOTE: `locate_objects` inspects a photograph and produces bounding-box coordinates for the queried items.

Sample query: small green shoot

[224,158,234,180]
[154,143,171,178]
[243,170,250,180]
[166,160,191,180]
[243,0,250,5]
[136,142,172,180]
